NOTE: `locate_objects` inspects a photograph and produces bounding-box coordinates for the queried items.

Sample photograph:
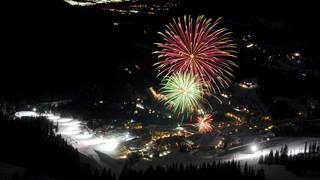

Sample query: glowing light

[63,126,80,132]
[14,110,134,158]
[197,109,204,115]
[149,86,161,99]
[59,130,81,135]
[120,132,135,141]
[60,121,81,126]
[47,115,60,120]
[194,114,214,134]
[288,148,304,156]
[225,112,241,121]
[55,118,73,123]
[32,108,37,112]
[81,138,105,146]
[264,125,274,131]
[136,103,145,109]
[63,0,95,6]
[15,111,39,118]
[233,107,241,112]
[239,81,257,89]
[176,125,184,130]
[75,133,93,140]
[42,113,55,117]
[250,144,258,152]
[100,138,119,152]
[154,15,237,93]
[160,73,203,118]
[246,43,254,48]
[221,93,229,98]
[236,150,269,160]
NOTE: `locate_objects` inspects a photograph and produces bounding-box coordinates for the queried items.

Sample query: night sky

[1,1,320,179]
[2,0,319,99]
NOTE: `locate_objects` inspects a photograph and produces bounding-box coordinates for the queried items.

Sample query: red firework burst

[154,15,237,93]
[195,114,214,134]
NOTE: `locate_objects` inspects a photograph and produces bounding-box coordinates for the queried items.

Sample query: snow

[14,111,320,179]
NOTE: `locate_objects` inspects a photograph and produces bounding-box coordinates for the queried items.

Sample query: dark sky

[1,0,319,99]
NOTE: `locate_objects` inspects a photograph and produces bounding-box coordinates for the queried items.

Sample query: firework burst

[160,72,203,117]
[194,114,214,134]
[154,15,237,93]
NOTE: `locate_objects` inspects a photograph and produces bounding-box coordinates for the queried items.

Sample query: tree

[268,150,274,165]
[243,162,248,177]
[274,150,280,164]
[258,155,264,164]
[280,144,288,164]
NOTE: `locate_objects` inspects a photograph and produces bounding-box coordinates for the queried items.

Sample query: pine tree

[243,162,248,177]
[274,150,280,164]
[304,141,307,153]
[268,150,274,165]
[281,144,288,164]
[309,143,313,153]
[258,155,264,164]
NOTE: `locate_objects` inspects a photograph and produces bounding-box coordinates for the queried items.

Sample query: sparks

[160,73,203,120]
[194,114,214,134]
[154,15,237,94]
